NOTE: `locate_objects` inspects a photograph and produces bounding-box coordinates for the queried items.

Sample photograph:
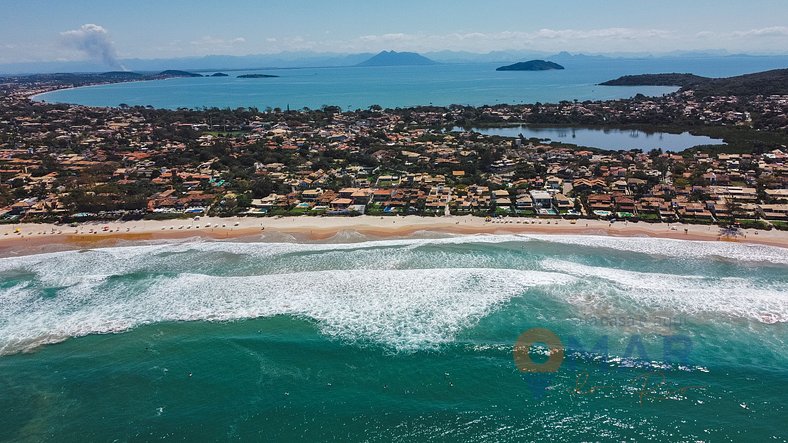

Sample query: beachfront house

[529,190,553,209]
[329,198,353,210]
[552,193,573,211]
[515,194,534,210]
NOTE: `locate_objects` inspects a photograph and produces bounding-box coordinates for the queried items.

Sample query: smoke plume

[61,24,125,70]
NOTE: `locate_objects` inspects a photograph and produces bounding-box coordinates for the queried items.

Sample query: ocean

[0,234,786,441]
[34,56,788,110]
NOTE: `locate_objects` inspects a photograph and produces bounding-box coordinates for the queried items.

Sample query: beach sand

[0,215,786,257]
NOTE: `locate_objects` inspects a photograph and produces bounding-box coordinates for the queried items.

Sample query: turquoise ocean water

[34,56,788,110]
[0,234,786,441]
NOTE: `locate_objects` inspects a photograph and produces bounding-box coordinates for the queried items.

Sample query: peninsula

[158,70,203,78]
[600,73,707,87]
[601,68,788,96]
[496,60,565,71]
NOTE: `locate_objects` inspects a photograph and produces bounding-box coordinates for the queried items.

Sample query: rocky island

[210,72,229,77]
[496,60,565,71]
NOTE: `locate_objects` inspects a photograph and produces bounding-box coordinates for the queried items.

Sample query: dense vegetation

[157,70,203,78]
[0,70,204,88]
[688,69,788,96]
[601,69,788,96]
[496,60,565,71]
[600,73,708,87]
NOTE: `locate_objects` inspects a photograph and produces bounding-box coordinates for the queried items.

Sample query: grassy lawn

[638,213,660,221]
[771,221,788,231]
[736,219,773,230]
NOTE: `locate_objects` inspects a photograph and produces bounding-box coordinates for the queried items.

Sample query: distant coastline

[237,74,279,78]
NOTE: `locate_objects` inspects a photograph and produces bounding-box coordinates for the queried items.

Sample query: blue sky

[2,0,788,64]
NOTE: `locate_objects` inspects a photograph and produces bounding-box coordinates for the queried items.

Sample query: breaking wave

[541,259,788,324]
[0,234,785,355]
[0,267,572,355]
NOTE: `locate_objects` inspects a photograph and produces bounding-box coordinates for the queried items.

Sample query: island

[237,74,280,78]
[210,72,229,77]
[496,60,564,71]
[356,50,436,67]
[600,69,788,96]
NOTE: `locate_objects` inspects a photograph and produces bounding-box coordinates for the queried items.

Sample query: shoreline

[28,77,166,104]
[1,215,786,257]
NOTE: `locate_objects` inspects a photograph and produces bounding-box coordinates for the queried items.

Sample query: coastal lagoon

[0,235,786,441]
[457,126,725,151]
[34,56,788,110]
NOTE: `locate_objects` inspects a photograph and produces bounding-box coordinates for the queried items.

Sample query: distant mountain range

[356,51,436,67]
[1,50,787,75]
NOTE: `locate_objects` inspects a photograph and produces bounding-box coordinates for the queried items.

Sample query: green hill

[691,69,788,96]
[496,60,564,71]
[157,70,203,78]
[600,69,788,96]
[98,71,145,80]
[600,73,708,87]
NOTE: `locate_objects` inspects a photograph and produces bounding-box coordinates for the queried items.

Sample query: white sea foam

[0,234,518,265]
[4,233,784,271]
[1,235,785,354]
[525,234,788,264]
[541,259,788,323]
[0,234,536,286]
[0,267,574,355]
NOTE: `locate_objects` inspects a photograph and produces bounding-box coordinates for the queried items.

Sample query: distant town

[1,71,787,230]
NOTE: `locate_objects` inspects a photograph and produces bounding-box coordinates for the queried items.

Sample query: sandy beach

[1,215,786,257]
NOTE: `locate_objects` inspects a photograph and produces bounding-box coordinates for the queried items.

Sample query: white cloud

[359,33,412,42]
[355,28,672,50]
[341,28,677,53]
[733,26,788,37]
[188,35,248,53]
[2,25,787,65]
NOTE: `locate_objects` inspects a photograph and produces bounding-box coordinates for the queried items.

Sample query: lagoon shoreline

[1,215,786,258]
